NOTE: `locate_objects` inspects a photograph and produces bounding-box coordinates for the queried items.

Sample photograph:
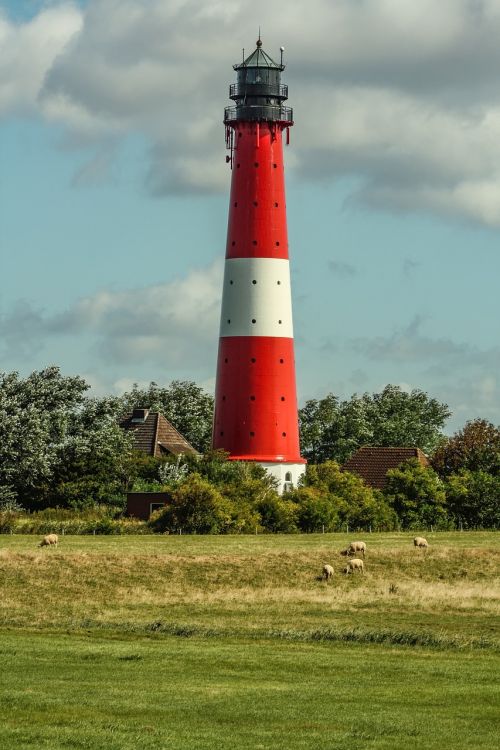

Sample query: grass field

[0,532,499,748]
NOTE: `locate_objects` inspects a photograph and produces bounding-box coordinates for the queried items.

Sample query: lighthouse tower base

[259,462,306,494]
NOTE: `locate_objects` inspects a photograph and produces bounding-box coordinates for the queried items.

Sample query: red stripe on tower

[213,37,306,492]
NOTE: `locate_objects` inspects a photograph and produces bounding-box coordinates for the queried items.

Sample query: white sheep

[340,540,366,558]
[39,533,58,548]
[322,564,334,581]
[413,537,429,549]
[344,558,364,575]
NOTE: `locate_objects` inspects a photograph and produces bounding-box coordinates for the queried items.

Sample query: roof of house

[119,408,198,458]
[342,446,429,489]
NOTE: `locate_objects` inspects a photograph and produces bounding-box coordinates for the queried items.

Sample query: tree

[49,398,134,509]
[0,367,89,503]
[0,368,136,509]
[118,380,214,452]
[299,386,450,463]
[432,419,500,477]
[384,459,447,529]
[445,470,500,529]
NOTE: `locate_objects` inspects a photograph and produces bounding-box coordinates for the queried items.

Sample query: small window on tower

[285,472,292,482]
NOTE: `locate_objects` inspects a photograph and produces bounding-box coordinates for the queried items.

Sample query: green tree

[0,367,88,503]
[49,398,133,510]
[118,380,214,452]
[445,470,500,528]
[151,474,233,534]
[384,459,447,529]
[432,419,500,477]
[299,386,450,463]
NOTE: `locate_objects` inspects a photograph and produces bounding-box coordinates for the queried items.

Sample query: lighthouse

[212,37,306,492]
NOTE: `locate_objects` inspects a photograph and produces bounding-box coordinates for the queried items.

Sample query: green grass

[0,532,499,748]
[1,632,499,750]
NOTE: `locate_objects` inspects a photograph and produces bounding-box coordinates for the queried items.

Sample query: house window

[285,472,292,482]
[150,503,165,516]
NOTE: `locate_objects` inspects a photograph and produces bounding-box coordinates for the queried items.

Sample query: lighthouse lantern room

[212,37,306,492]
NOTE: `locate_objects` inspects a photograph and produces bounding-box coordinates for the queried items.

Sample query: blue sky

[1,0,500,433]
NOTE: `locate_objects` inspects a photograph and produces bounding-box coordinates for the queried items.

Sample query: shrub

[255,494,299,533]
[288,487,340,532]
[384,459,448,529]
[149,474,233,534]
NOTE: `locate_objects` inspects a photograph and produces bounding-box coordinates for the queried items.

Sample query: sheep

[39,534,58,548]
[344,558,364,575]
[413,537,429,549]
[340,541,367,558]
[322,564,334,581]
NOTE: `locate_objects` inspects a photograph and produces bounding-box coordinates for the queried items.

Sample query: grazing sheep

[413,537,429,549]
[322,564,334,581]
[340,541,367,558]
[344,558,364,575]
[39,534,58,548]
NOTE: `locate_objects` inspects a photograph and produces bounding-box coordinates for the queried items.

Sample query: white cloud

[0,259,223,369]
[3,1,500,220]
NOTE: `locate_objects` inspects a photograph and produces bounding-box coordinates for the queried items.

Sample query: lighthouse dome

[225,38,292,125]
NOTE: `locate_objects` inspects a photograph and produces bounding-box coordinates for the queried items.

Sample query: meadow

[0,532,499,748]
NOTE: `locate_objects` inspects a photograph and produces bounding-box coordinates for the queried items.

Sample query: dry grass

[0,532,498,645]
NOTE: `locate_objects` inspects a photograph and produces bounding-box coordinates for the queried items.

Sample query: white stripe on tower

[219,258,293,338]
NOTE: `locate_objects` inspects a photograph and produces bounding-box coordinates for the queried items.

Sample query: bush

[288,487,340,532]
[149,474,234,534]
[0,506,150,535]
[384,459,448,529]
[255,494,299,533]
[445,470,500,529]
[302,461,396,531]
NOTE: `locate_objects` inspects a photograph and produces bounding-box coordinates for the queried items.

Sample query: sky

[1,0,500,433]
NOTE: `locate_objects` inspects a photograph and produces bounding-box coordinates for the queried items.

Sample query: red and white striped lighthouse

[212,37,306,492]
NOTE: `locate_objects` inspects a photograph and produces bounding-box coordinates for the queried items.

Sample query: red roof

[342,446,429,489]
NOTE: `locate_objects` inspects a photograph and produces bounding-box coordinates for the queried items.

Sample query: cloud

[402,258,420,277]
[328,260,358,278]
[3,1,500,221]
[351,315,500,372]
[0,260,223,369]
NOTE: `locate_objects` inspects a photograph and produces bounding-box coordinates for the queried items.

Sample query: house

[120,408,198,520]
[119,408,198,458]
[342,446,429,490]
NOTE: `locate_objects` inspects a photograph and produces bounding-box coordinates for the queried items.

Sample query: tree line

[0,367,498,531]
